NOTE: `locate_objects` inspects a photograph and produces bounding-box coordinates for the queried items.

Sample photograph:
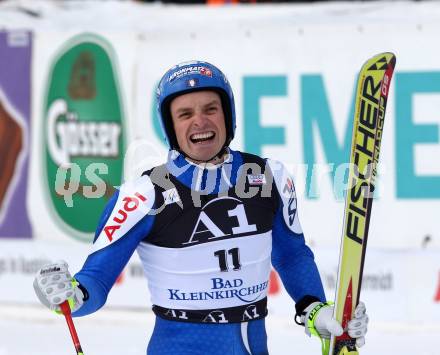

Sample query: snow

[0,304,437,355]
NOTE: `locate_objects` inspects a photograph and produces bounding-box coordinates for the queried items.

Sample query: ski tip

[363,52,396,72]
[380,52,397,68]
[371,51,396,59]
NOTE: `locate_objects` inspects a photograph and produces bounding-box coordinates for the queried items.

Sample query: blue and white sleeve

[73,175,156,317]
[267,159,326,306]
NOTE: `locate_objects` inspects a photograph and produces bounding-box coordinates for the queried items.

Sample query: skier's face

[170,90,227,163]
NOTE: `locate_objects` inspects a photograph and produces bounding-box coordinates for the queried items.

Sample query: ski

[326,52,396,355]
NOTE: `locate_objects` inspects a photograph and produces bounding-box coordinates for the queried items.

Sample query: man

[34,60,368,354]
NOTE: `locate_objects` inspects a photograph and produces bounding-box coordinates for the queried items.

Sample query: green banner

[44,33,125,242]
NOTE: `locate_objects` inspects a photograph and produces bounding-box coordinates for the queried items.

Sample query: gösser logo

[47,99,120,167]
[103,192,147,241]
[44,33,125,241]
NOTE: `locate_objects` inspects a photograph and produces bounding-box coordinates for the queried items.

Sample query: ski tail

[327,52,396,355]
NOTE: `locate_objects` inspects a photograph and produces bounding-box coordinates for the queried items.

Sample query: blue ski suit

[73,149,325,355]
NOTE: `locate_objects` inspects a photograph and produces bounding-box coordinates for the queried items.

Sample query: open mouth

[190,131,215,144]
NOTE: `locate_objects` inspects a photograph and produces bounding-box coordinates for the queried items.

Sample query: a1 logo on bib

[183,196,263,246]
[242,304,260,321]
[44,34,125,242]
[202,310,228,323]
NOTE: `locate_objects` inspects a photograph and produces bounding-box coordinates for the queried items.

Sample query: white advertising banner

[1,239,438,323]
[269,247,440,323]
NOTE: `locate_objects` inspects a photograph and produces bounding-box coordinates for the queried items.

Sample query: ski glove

[301,301,368,347]
[33,260,86,313]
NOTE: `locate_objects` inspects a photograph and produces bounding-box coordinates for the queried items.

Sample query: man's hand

[346,301,368,347]
[33,260,85,313]
[301,301,369,347]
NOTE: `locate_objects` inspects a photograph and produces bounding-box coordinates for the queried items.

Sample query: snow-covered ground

[1,304,437,355]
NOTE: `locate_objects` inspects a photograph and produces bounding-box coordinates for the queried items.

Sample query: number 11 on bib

[326,52,396,355]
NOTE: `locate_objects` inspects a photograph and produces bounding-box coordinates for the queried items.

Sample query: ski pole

[60,301,85,355]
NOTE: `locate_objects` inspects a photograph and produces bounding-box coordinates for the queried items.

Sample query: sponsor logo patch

[247,174,266,185]
[169,66,213,82]
[162,188,181,205]
[187,78,198,87]
[103,192,148,242]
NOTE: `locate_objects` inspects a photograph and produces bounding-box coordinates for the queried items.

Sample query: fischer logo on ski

[328,53,396,355]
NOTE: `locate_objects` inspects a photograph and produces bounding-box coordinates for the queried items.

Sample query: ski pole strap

[305,301,333,337]
[304,301,334,355]
[294,294,322,325]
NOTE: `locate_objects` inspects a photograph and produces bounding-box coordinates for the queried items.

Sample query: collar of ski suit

[165,149,243,194]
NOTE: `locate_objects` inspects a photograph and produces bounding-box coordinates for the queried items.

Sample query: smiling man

[170,90,227,163]
[34,61,368,355]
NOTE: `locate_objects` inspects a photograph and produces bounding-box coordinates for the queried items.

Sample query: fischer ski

[327,52,396,355]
